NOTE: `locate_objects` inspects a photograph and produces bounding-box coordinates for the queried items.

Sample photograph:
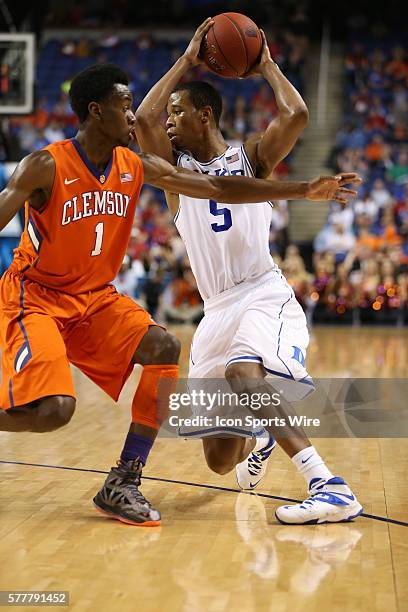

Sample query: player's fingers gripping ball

[200,12,262,78]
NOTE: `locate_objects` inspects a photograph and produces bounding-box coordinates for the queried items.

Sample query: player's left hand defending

[184,18,214,67]
[306,173,362,204]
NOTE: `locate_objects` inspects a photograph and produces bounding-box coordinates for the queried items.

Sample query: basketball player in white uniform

[135,19,363,524]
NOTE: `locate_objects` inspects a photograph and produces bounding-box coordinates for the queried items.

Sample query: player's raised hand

[183,18,214,67]
[241,29,275,77]
[306,173,362,204]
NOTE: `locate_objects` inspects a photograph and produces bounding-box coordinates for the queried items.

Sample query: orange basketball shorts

[0,271,160,409]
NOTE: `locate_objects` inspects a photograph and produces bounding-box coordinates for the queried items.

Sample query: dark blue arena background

[0,0,407,327]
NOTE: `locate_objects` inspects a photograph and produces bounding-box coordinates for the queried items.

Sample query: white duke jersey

[174,145,278,302]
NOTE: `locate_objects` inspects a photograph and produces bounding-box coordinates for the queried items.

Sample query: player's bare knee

[146,332,181,364]
[134,327,181,365]
[225,363,259,394]
[205,450,235,475]
[35,396,76,432]
[150,332,181,364]
[204,440,237,475]
[158,333,181,363]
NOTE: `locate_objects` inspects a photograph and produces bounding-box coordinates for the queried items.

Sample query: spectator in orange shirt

[356,228,380,252]
[163,267,203,324]
[377,207,402,248]
[386,46,408,83]
[365,135,387,164]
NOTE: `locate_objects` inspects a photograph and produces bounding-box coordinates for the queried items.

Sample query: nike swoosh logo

[64,178,80,185]
[301,455,313,464]
[249,479,262,489]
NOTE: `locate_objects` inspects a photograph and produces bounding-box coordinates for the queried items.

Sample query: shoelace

[121,480,151,507]
[302,497,318,507]
[117,461,151,507]
[247,440,274,474]
[248,453,263,475]
[296,491,327,510]
[300,490,352,510]
[258,443,274,459]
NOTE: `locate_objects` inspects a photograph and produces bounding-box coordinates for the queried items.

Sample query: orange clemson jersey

[11,139,144,294]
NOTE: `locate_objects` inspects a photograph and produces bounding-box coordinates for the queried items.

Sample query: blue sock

[120,432,153,466]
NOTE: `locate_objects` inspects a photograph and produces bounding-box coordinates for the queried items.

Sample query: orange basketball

[200,12,262,78]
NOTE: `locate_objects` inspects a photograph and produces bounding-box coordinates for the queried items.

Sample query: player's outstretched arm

[0,151,55,231]
[134,18,213,161]
[141,152,361,204]
[243,30,309,179]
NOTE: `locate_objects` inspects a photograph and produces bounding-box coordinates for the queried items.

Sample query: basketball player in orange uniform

[0,63,358,526]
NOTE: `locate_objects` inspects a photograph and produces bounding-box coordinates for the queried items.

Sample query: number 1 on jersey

[91,222,104,256]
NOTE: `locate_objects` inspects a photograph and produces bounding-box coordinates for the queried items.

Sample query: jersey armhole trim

[241,144,255,177]
[241,145,274,209]
[176,152,185,166]
[173,206,181,223]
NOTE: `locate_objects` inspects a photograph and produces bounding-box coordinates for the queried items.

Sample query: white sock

[254,428,269,452]
[291,446,334,491]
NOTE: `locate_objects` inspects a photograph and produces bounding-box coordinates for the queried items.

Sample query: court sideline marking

[1,459,407,528]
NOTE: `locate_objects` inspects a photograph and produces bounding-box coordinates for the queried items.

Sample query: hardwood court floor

[0,326,407,612]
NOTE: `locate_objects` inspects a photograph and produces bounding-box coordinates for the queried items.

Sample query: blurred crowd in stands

[313,29,408,324]
[0,12,308,325]
[0,8,407,324]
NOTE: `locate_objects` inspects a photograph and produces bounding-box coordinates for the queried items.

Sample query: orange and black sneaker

[93,459,161,526]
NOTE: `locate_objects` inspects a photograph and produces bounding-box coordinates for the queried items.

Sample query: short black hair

[173,81,222,126]
[69,63,129,123]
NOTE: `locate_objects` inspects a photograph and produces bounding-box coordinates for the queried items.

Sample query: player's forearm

[136,56,191,123]
[147,156,358,206]
[261,62,308,120]
[213,176,309,203]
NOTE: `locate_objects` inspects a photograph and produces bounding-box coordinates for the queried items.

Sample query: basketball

[200,12,262,78]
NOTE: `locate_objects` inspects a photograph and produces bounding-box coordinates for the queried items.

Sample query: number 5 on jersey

[91,222,104,256]
[209,200,232,233]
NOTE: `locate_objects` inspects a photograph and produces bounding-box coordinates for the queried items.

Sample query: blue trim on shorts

[263,365,294,380]
[276,293,296,379]
[298,375,315,386]
[18,320,30,345]
[14,341,32,373]
[179,425,265,438]
[263,366,314,387]
[278,294,292,318]
[225,355,263,368]
[16,279,33,369]
[276,321,294,379]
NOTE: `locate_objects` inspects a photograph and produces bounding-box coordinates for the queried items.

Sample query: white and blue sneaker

[275,477,363,525]
[236,432,276,490]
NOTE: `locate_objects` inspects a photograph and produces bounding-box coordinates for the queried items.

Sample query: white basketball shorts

[180,270,315,437]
